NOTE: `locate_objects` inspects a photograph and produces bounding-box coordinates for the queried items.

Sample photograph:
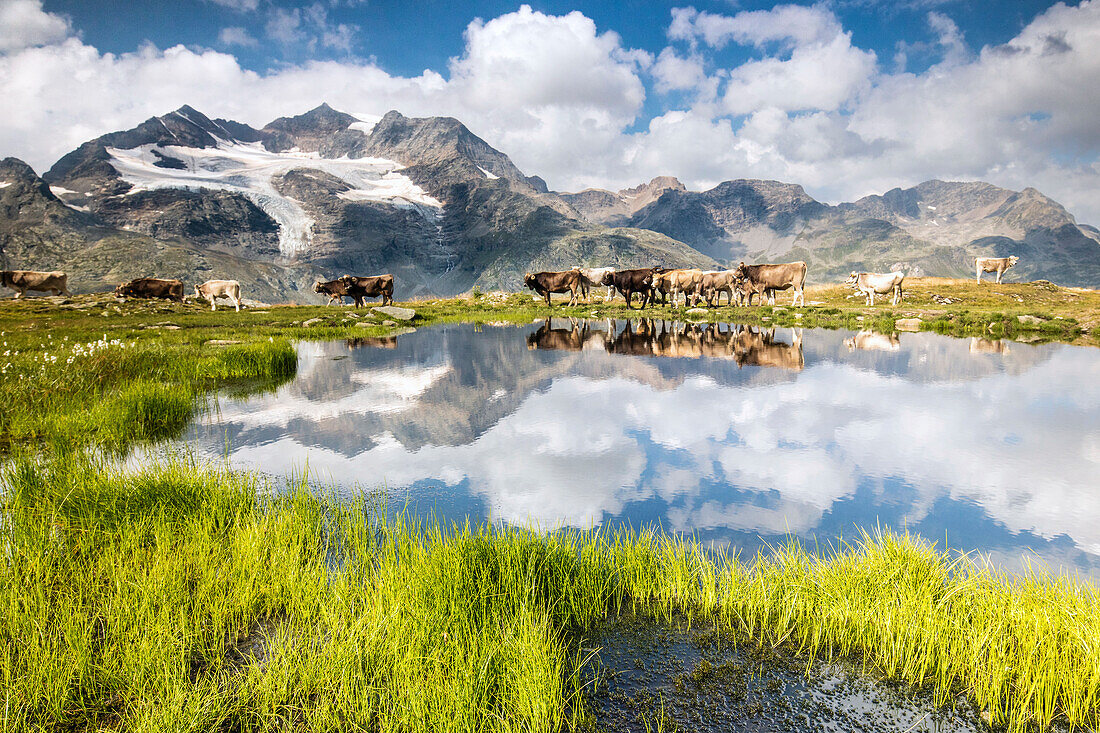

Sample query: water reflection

[179,321,1100,578]
[528,318,804,370]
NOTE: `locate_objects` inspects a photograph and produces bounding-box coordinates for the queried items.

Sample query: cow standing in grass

[574,267,616,301]
[733,261,808,307]
[975,256,1019,284]
[339,274,394,307]
[602,268,657,309]
[1,270,71,298]
[846,271,904,306]
[115,278,184,302]
[524,270,582,307]
[194,280,242,311]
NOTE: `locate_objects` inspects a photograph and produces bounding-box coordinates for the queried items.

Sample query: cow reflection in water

[345,336,398,350]
[528,318,804,370]
[844,330,900,352]
[970,337,1011,355]
[526,318,617,352]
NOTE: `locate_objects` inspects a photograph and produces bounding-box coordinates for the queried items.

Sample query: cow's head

[193,284,204,298]
[114,282,131,297]
[845,272,860,284]
[312,280,325,293]
[600,271,614,286]
[1009,256,1020,266]
[523,273,536,288]
[733,262,747,281]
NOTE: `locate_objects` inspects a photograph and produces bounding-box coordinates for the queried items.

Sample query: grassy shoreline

[3,454,1098,732]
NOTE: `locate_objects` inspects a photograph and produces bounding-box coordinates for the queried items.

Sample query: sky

[2,0,1099,221]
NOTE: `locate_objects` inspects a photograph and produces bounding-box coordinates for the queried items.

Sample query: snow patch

[105,138,442,258]
[49,185,77,196]
[477,166,499,180]
[927,205,937,211]
[349,112,381,136]
[0,181,10,189]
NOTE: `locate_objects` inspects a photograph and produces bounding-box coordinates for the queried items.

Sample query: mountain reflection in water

[179,320,1100,578]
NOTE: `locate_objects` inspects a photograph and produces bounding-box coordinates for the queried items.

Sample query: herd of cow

[0,270,395,310]
[524,255,1023,310]
[2,255,1021,308]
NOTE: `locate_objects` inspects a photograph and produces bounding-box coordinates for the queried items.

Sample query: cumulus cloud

[2,0,1100,221]
[0,0,70,53]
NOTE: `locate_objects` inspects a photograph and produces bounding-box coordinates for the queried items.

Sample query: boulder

[204,339,242,346]
[895,318,922,331]
[1017,314,1045,326]
[372,305,415,321]
[302,317,324,327]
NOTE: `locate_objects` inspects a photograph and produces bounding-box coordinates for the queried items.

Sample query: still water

[181,319,1100,578]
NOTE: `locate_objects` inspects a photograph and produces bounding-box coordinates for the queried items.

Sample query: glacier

[105,138,442,258]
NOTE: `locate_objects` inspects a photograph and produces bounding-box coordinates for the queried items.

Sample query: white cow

[194,279,242,311]
[574,267,617,301]
[975,256,1019,284]
[846,271,904,306]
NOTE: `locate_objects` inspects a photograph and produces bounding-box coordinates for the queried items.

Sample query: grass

[0,329,296,451]
[3,455,1099,732]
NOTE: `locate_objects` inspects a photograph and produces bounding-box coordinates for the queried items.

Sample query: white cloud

[3,1,1100,222]
[669,4,843,49]
[218,26,258,48]
[265,3,357,53]
[0,0,70,53]
[651,47,712,96]
[205,0,260,12]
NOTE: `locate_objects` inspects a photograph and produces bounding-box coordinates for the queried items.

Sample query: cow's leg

[996,269,1003,284]
[13,289,23,299]
[211,297,217,311]
[976,267,982,283]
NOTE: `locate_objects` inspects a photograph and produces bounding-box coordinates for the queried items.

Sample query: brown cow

[115,278,184,302]
[339,274,394,307]
[700,270,737,307]
[975,256,1019,284]
[733,261,808,307]
[524,270,582,307]
[1,270,72,298]
[602,268,657,309]
[314,278,353,306]
[734,277,768,307]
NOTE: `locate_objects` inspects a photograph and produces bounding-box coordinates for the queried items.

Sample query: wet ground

[579,615,990,733]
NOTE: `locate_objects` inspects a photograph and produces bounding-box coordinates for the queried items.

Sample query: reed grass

[0,334,296,451]
[3,455,1098,732]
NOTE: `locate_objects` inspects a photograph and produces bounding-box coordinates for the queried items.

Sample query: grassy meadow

[1,280,1099,731]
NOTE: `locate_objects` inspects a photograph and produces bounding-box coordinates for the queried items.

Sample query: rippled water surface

[181,319,1100,577]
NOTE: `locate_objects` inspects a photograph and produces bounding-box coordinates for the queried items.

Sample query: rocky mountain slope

[3,103,1099,300]
[570,177,1100,285]
[2,104,710,301]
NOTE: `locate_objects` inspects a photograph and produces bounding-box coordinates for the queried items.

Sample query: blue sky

[3,0,1099,221]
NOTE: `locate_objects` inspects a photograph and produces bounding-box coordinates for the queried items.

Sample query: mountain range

[2,103,1098,302]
